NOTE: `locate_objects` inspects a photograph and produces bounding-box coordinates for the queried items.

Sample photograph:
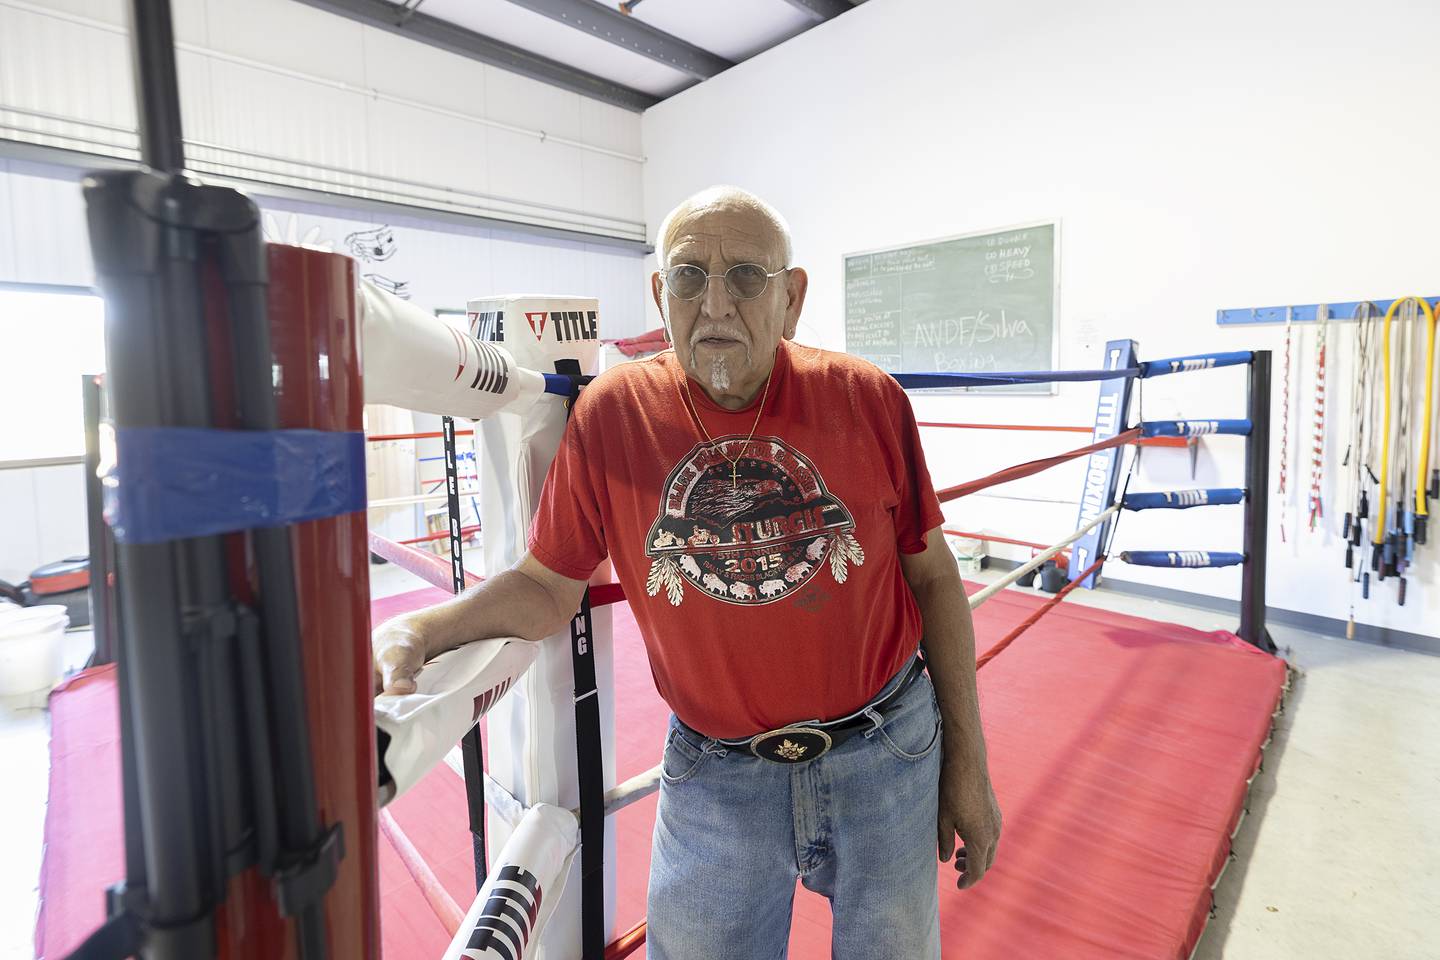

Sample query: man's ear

[783,267,808,340]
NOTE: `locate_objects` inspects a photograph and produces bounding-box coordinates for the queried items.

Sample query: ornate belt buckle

[749,725,832,764]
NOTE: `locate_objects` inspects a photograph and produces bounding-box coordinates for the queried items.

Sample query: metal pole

[128,0,186,173]
[1239,350,1276,652]
[82,373,115,665]
[446,415,489,889]
[90,217,226,959]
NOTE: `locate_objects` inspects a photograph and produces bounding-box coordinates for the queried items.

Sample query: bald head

[656,186,793,270]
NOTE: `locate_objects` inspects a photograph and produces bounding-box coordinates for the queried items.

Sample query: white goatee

[709,355,731,392]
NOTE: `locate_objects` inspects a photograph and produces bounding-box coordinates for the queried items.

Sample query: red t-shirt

[528,340,945,738]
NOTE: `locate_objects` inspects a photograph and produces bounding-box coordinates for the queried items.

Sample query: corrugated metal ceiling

[295,0,867,110]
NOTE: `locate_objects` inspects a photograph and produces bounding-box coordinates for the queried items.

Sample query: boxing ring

[38,235,1289,960]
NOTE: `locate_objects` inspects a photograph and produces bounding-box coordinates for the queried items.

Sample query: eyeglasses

[662,262,788,301]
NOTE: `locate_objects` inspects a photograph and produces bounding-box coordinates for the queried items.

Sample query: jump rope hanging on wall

[1228,294,1437,624]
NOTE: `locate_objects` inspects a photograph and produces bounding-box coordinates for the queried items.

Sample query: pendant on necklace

[730,461,739,489]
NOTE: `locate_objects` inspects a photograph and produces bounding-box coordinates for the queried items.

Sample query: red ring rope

[936,428,1141,503]
[919,421,1093,433]
[368,531,626,607]
[396,525,481,546]
[974,555,1106,671]
[367,430,475,442]
[918,421,1188,451]
[604,920,648,959]
[943,529,1069,567]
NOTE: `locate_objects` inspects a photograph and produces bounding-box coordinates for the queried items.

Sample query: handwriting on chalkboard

[984,231,1035,283]
[848,310,903,348]
[843,221,1055,389]
[912,308,1033,349]
[930,352,1000,372]
[868,250,937,275]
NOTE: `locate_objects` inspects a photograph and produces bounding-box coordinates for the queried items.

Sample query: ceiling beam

[777,0,853,21]
[292,0,659,112]
[499,0,733,81]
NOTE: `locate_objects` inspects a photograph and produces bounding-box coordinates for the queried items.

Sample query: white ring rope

[966,502,1122,610]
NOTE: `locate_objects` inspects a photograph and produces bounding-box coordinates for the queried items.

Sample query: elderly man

[374,186,1001,958]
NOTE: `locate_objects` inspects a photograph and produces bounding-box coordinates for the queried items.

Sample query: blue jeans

[646,661,943,959]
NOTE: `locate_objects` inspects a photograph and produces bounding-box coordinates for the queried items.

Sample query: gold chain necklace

[680,363,775,489]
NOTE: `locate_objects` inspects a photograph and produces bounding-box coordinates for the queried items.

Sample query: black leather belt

[694,655,926,765]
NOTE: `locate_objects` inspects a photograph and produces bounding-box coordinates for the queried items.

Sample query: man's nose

[698,270,738,321]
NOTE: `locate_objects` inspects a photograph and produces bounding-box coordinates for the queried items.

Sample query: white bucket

[0,604,70,696]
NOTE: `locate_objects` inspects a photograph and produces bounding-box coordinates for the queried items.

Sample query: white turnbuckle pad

[375,638,538,805]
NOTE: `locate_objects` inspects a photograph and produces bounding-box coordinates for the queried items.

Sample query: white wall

[640,0,1440,637]
[0,158,647,582]
[0,0,645,241]
[0,463,85,584]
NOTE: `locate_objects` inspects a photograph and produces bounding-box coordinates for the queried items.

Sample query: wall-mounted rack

[1217,297,1440,325]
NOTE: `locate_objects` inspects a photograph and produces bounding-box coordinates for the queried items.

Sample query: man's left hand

[937,755,1002,889]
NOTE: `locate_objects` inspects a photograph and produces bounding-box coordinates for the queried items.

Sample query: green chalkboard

[843,222,1057,394]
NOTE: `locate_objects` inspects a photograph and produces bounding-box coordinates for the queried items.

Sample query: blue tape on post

[1137,352,1252,378]
[1120,550,1245,568]
[1140,419,1251,437]
[1123,489,1245,510]
[107,427,367,544]
[893,367,1141,389]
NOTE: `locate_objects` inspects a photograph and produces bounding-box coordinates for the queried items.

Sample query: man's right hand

[370,553,591,699]
[373,614,430,695]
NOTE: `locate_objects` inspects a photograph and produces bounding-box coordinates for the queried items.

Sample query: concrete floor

[5,568,1438,959]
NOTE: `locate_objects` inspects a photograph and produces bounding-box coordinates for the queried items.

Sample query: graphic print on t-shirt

[644,436,864,606]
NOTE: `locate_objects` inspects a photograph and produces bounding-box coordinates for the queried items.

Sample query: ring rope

[369,531,626,607]
[943,528,1068,563]
[967,503,1122,609]
[973,556,1107,671]
[367,430,475,442]
[379,809,465,937]
[893,367,1141,389]
[936,430,1141,503]
[919,421,1093,433]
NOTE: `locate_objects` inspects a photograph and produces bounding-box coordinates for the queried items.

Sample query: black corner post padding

[556,358,607,960]
[444,414,491,892]
[1238,351,1276,653]
[569,589,606,960]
